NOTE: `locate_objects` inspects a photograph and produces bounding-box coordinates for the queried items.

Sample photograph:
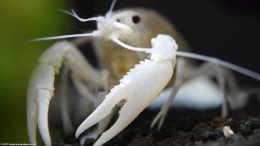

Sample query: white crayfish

[86,34,260,146]
[27,1,260,146]
[27,2,190,145]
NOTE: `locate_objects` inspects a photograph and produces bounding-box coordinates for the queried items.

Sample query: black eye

[116,19,120,22]
[132,15,141,23]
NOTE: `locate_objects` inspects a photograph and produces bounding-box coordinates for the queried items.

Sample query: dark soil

[79,96,260,146]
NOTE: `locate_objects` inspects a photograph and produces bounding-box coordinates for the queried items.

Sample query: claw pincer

[76,35,178,146]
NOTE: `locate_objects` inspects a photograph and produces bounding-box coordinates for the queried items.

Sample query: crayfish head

[97,15,133,40]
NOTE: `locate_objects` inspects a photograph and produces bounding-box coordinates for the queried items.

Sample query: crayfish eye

[132,15,141,24]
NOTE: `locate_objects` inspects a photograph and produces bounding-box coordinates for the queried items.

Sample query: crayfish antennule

[60,9,103,22]
[106,0,118,17]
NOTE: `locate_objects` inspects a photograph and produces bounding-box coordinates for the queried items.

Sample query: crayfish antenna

[110,35,150,52]
[176,51,260,81]
[30,31,99,41]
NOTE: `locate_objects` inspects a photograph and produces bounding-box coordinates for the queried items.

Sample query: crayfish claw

[75,85,127,138]
[27,64,55,146]
[77,81,158,146]
[93,93,152,146]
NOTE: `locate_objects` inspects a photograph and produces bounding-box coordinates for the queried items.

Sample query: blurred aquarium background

[0,0,259,144]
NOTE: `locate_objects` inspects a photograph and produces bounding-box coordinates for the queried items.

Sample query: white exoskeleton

[27,1,191,145]
[27,1,260,145]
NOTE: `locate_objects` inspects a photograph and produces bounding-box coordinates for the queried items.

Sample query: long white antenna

[31,31,99,41]
[176,51,260,81]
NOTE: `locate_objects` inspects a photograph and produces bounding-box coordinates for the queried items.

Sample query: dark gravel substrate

[79,96,260,146]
